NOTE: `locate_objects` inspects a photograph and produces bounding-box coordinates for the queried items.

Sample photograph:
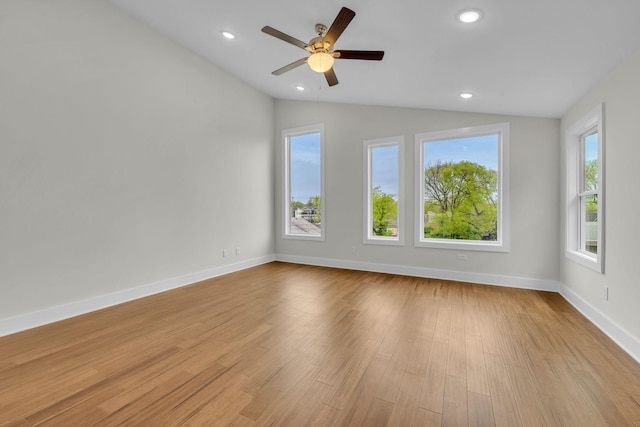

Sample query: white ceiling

[107,0,640,118]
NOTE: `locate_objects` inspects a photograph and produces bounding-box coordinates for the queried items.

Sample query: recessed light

[458,9,482,24]
[295,85,305,91]
[221,31,236,40]
[460,92,474,99]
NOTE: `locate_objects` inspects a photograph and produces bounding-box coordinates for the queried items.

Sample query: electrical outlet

[235,247,241,255]
[351,246,357,254]
[223,249,228,258]
[457,254,467,261]
[603,286,609,300]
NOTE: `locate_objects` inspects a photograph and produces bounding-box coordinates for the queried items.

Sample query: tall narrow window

[364,137,404,245]
[566,104,604,272]
[580,130,599,254]
[415,123,510,252]
[283,124,324,240]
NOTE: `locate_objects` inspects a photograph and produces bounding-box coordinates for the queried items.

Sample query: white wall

[561,48,640,346]
[5,0,633,356]
[275,100,560,287]
[0,0,274,322]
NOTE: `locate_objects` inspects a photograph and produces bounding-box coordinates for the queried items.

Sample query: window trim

[363,136,405,246]
[565,103,604,272]
[283,123,325,241]
[414,122,510,252]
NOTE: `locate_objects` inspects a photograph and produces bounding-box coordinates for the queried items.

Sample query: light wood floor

[1,262,640,426]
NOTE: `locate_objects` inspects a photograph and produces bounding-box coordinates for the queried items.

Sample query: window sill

[566,250,603,273]
[283,234,325,241]
[415,238,509,253]
[364,237,404,246]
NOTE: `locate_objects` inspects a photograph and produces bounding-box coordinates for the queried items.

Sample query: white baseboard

[0,255,275,338]
[559,284,640,364]
[275,254,560,292]
[4,253,638,366]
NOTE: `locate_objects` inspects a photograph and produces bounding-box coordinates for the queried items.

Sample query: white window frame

[283,124,325,241]
[363,136,404,246]
[565,104,604,272]
[414,122,510,252]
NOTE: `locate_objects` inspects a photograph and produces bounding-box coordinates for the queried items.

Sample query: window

[566,104,604,272]
[283,124,324,240]
[364,137,404,245]
[415,123,510,252]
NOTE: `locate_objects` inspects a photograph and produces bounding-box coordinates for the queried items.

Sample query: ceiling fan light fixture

[307,52,334,73]
[458,9,482,24]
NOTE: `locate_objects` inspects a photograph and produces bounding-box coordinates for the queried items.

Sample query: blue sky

[289,133,503,203]
[585,132,598,163]
[290,133,321,203]
[424,134,498,171]
[372,145,399,197]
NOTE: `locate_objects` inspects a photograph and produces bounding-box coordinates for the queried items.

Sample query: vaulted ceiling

[108,0,640,118]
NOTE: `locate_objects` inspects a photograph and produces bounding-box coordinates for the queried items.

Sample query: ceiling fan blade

[324,68,339,86]
[261,26,308,50]
[323,7,356,48]
[272,57,308,75]
[334,50,385,61]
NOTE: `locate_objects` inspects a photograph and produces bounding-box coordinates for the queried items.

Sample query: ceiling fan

[261,7,384,87]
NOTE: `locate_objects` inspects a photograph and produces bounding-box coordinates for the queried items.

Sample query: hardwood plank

[239,352,321,422]
[484,353,522,427]
[434,305,452,344]
[527,355,607,426]
[405,333,434,378]
[414,408,443,426]
[0,419,30,427]
[446,320,467,379]
[107,363,231,426]
[386,373,425,426]
[323,341,381,410]
[307,404,342,427]
[442,375,469,427]
[504,360,552,426]
[0,262,638,426]
[183,389,254,426]
[465,334,490,395]
[468,391,496,427]
[268,380,334,426]
[339,396,393,427]
[573,368,633,426]
[376,337,413,403]
[24,379,120,425]
[418,340,449,413]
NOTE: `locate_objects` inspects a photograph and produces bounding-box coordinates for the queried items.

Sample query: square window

[415,123,510,252]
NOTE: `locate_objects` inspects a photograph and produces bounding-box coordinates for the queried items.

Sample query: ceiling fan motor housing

[307,36,331,53]
[315,23,328,36]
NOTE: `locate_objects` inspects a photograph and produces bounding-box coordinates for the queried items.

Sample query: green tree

[584,160,598,215]
[423,161,497,240]
[585,159,598,191]
[306,195,321,224]
[372,187,397,236]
